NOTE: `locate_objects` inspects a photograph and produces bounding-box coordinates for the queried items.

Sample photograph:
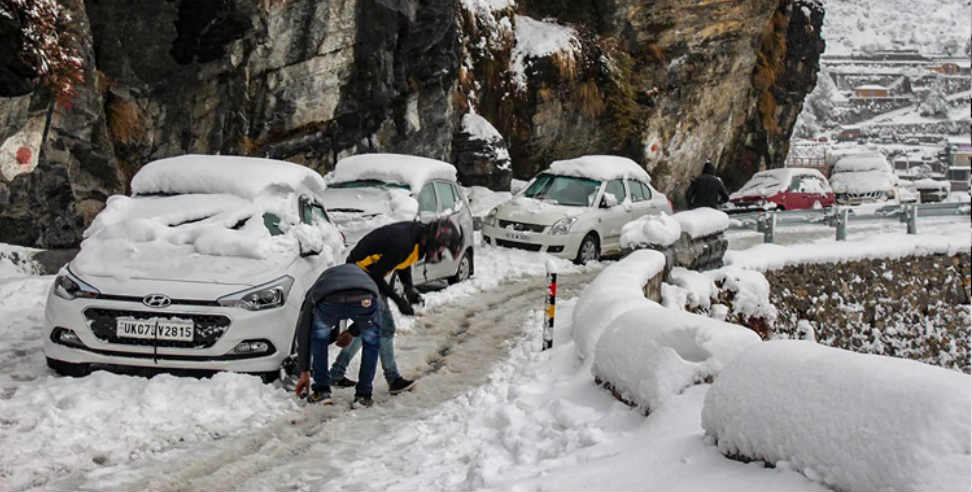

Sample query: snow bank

[593,304,760,411]
[0,243,40,278]
[571,250,668,361]
[664,267,716,310]
[702,340,971,492]
[673,208,730,239]
[131,154,326,199]
[548,155,651,182]
[0,371,296,491]
[620,213,681,248]
[572,251,760,411]
[328,153,457,193]
[724,231,971,271]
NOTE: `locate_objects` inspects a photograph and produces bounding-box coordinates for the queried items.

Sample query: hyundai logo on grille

[142,294,172,308]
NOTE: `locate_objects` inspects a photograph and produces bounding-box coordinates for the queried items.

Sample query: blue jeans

[329,295,400,384]
[310,297,381,398]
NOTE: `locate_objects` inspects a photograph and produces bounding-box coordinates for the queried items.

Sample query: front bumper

[43,293,296,373]
[481,223,584,259]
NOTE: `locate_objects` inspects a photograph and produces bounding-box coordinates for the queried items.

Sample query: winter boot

[388,377,416,395]
[351,395,374,408]
[332,376,357,388]
[307,390,333,405]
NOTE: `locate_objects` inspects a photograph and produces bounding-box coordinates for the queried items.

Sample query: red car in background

[722,168,836,213]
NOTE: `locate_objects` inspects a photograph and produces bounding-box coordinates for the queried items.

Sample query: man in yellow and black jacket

[329,219,461,394]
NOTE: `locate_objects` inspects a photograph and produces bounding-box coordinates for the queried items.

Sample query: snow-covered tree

[918,78,949,118]
[793,70,841,138]
[0,0,83,108]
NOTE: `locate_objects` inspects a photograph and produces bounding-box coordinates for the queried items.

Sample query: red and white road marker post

[542,261,557,350]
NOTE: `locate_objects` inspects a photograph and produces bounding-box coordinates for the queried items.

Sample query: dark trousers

[310,296,381,398]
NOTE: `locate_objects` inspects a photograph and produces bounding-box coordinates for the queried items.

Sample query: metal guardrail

[727,202,971,243]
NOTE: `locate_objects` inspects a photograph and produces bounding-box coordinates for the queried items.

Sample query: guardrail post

[758,212,777,244]
[835,207,848,241]
[906,203,918,235]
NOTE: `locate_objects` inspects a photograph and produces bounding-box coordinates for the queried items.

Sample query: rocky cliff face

[0,0,823,247]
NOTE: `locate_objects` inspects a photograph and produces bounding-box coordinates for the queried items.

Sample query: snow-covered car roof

[730,168,827,199]
[829,170,896,194]
[832,153,892,174]
[547,155,651,182]
[328,153,458,192]
[131,154,327,199]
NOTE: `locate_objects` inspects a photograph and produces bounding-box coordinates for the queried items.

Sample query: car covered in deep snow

[722,167,835,213]
[322,153,475,286]
[44,155,344,380]
[828,152,901,205]
[481,155,672,263]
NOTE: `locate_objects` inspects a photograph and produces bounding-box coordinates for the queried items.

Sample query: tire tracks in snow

[53,270,598,492]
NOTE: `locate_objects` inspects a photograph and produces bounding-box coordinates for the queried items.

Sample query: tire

[448,250,473,284]
[46,357,90,377]
[574,233,600,265]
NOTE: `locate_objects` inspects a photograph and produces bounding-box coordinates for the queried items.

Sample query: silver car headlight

[218,275,294,311]
[483,207,498,227]
[550,216,577,235]
[53,269,101,300]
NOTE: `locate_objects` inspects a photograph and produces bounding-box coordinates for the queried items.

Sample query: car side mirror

[600,193,619,208]
[293,224,324,257]
[510,180,526,195]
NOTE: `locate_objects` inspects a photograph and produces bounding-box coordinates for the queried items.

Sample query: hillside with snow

[821,0,971,55]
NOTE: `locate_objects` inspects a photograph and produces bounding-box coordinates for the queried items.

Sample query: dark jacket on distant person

[686,162,730,209]
[296,264,381,373]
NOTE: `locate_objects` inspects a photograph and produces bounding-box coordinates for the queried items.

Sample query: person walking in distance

[328,218,462,395]
[294,264,383,408]
[686,160,730,209]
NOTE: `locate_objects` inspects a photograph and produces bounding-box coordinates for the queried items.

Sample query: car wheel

[574,233,600,265]
[448,250,473,284]
[46,357,90,377]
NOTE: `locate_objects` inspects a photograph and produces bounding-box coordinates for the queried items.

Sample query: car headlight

[550,216,577,235]
[53,270,101,300]
[218,275,294,311]
[483,208,498,227]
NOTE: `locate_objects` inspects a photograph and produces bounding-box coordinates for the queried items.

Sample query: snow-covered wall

[702,340,972,492]
[572,250,760,411]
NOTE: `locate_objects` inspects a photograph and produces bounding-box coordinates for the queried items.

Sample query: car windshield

[329,179,409,190]
[736,174,784,196]
[523,173,601,206]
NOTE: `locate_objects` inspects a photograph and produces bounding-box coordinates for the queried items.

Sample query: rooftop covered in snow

[327,153,457,192]
[547,155,651,182]
[130,154,327,199]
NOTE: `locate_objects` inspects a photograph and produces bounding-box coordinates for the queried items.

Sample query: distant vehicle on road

[829,152,900,205]
[322,153,475,287]
[482,155,672,264]
[722,168,835,213]
[44,155,345,381]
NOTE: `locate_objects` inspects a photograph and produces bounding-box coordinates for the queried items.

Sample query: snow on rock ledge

[620,213,681,249]
[572,250,760,411]
[701,340,972,492]
[673,207,730,239]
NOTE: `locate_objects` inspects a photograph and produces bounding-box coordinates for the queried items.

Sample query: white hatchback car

[481,155,672,263]
[322,153,476,286]
[43,155,344,380]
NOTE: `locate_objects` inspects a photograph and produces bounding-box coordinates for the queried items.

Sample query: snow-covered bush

[702,340,971,492]
[572,250,760,412]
